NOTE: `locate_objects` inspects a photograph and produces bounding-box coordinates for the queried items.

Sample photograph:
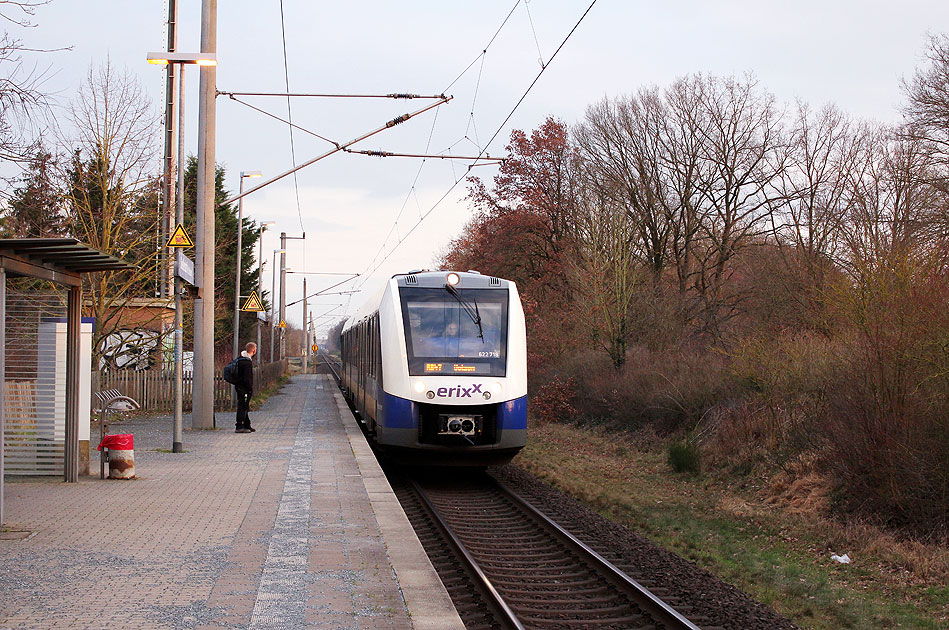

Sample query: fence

[92,359,289,412]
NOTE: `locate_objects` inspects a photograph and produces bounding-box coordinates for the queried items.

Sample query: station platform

[0,374,464,630]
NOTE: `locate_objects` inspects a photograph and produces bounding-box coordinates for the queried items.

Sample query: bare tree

[59,61,163,369]
[576,91,671,285]
[571,174,643,368]
[689,74,789,339]
[0,1,56,166]
[769,102,871,300]
[839,128,945,281]
[902,34,949,193]
[660,76,711,298]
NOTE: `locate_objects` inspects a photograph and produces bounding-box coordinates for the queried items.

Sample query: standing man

[235,342,257,433]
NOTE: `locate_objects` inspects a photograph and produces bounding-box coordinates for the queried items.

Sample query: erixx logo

[434,384,484,398]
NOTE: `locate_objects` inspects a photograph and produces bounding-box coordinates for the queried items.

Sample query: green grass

[516,422,949,629]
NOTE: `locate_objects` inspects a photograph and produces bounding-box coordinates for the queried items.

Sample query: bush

[530,376,578,424]
[818,261,949,535]
[554,346,737,434]
[667,440,702,474]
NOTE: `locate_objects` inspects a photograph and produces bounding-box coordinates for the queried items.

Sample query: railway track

[391,469,708,630]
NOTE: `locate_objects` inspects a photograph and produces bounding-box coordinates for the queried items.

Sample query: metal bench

[95,389,140,479]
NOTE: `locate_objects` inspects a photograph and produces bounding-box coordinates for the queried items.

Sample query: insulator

[386,114,410,128]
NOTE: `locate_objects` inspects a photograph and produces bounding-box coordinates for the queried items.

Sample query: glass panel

[400,287,508,376]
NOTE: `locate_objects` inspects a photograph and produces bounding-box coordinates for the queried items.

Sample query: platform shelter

[0,238,134,525]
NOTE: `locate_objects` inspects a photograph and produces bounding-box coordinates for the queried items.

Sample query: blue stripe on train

[381,392,418,429]
[497,395,527,430]
[381,392,527,430]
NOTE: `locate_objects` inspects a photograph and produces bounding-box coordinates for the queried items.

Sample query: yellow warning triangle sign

[278,320,287,328]
[166,223,194,248]
[241,290,265,312]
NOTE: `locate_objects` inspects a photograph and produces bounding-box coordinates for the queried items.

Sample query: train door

[371,313,381,432]
[356,322,366,415]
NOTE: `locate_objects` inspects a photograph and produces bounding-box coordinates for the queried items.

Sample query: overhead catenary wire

[278,0,305,235]
[352,0,527,304]
[341,148,504,162]
[353,0,599,294]
[523,0,546,68]
[222,97,452,206]
[218,91,447,100]
[226,94,340,147]
[442,0,521,94]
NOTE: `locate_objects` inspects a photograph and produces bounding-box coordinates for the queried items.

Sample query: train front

[378,271,527,466]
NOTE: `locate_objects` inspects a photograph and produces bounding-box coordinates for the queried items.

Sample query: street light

[232,170,262,363]
[257,220,276,362]
[146,48,219,450]
[270,249,286,363]
[147,51,218,66]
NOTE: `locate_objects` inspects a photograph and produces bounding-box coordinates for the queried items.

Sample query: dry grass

[516,420,949,629]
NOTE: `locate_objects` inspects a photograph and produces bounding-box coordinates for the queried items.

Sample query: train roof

[391,270,512,290]
[343,270,514,331]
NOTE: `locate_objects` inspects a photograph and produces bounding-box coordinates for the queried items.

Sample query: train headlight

[414,381,426,394]
[446,272,460,286]
[426,391,435,399]
[483,391,491,400]
[490,382,503,396]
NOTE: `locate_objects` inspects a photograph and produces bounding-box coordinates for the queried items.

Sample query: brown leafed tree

[444,118,582,370]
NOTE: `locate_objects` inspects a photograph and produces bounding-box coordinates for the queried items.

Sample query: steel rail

[410,479,525,630]
[317,351,341,384]
[497,482,703,630]
[409,473,703,629]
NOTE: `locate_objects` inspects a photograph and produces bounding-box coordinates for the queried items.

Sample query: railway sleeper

[522,613,653,628]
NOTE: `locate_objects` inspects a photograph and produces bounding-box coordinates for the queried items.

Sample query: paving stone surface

[0,375,460,630]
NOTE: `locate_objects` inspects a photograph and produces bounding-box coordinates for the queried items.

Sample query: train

[340,270,527,466]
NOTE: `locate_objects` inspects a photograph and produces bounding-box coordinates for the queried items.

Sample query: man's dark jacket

[236,355,253,393]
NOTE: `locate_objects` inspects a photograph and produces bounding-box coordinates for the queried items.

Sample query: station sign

[175,250,196,286]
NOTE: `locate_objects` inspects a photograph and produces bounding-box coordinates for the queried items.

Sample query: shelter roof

[0,238,136,286]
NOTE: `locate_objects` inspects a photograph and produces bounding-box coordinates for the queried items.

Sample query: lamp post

[151,3,219,433]
[257,221,276,363]
[232,170,262,362]
[270,249,286,363]
[146,48,218,450]
[278,232,306,360]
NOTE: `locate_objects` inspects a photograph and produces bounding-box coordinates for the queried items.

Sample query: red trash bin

[97,434,135,479]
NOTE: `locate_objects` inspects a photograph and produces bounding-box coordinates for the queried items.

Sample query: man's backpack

[222,357,240,385]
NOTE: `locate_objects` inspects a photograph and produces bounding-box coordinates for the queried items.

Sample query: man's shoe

[248,427,256,432]
[235,428,251,433]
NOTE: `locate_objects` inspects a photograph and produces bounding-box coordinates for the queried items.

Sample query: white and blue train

[340,270,527,466]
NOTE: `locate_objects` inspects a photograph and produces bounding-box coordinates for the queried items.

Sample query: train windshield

[400,287,508,376]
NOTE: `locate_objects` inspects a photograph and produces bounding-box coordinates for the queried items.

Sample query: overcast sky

[19,0,949,334]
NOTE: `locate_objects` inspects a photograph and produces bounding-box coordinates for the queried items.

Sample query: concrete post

[193,0,217,430]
